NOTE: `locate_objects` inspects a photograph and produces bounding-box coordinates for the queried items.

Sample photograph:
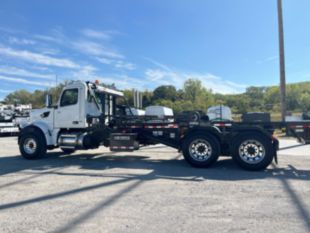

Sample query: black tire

[19,130,47,159]
[182,133,220,168]
[61,148,76,154]
[232,133,274,171]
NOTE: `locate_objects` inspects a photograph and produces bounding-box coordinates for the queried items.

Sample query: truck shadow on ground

[0,151,309,232]
[0,150,309,182]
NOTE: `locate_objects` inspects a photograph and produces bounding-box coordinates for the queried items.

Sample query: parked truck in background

[0,103,31,135]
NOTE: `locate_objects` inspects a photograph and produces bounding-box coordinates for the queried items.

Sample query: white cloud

[70,65,98,80]
[23,29,134,71]
[144,58,246,93]
[143,57,171,71]
[72,40,124,59]
[145,69,168,82]
[145,68,246,94]
[81,29,112,40]
[0,27,24,34]
[257,55,278,64]
[34,27,67,44]
[0,66,55,80]
[64,65,144,90]
[38,47,60,56]
[8,37,36,45]
[114,61,136,70]
[0,46,80,69]
[0,75,53,87]
[187,73,246,94]
[0,89,12,93]
[72,40,136,70]
[97,57,136,70]
[0,30,245,94]
[96,57,113,65]
[98,75,147,90]
[33,34,62,44]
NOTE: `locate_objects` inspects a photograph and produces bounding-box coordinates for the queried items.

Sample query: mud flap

[273,138,279,164]
[274,150,278,164]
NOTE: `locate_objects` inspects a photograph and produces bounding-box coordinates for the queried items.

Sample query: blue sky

[0,0,310,100]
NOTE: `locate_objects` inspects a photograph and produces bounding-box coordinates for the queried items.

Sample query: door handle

[72,121,79,124]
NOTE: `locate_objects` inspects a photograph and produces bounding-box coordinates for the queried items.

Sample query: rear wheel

[232,133,273,171]
[182,134,220,168]
[19,131,46,159]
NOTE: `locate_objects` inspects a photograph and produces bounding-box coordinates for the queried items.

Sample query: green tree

[49,83,65,104]
[183,79,204,102]
[264,86,280,111]
[225,94,250,114]
[153,99,175,110]
[142,90,153,107]
[299,92,310,112]
[152,85,177,102]
[182,79,214,109]
[4,89,33,105]
[4,83,65,108]
[123,90,134,106]
[245,86,266,111]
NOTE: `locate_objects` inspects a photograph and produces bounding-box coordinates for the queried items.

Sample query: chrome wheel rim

[239,140,265,164]
[23,138,37,154]
[189,139,212,161]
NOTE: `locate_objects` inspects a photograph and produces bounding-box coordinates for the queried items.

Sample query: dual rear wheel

[182,132,274,171]
[182,134,220,168]
[231,133,274,171]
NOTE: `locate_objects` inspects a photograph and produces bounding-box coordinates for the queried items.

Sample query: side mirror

[45,94,52,108]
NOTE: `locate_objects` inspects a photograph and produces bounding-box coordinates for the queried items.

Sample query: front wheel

[19,131,47,159]
[182,134,220,168]
[232,133,274,171]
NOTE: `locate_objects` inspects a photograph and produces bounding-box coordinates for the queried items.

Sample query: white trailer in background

[0,122,19,134]
[0,103,31,135]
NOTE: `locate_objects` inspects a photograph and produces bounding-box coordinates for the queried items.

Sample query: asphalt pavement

[0,137,309,233]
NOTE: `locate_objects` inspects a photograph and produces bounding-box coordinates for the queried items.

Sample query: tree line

[3,79,310,114]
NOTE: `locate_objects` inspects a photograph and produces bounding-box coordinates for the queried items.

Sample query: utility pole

[277,0,286,121]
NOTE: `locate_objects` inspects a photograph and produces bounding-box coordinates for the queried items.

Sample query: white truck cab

[19,81,125,158]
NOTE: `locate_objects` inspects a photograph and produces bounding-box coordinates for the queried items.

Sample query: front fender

[20,121,55,146]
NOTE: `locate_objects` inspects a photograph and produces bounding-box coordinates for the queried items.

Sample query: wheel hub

[23,138,37,154]
[247,146,256,155]
[239,140,265,164]
[189,139,212,161]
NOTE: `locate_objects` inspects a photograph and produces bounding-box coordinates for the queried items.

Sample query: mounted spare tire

[182,133,220,168]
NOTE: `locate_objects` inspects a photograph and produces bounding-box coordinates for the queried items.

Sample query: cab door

[54,88,82,128]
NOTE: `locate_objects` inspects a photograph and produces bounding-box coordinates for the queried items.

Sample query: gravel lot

[0,136,309,233]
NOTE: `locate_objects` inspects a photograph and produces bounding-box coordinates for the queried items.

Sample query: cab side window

[60,89,78,107]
